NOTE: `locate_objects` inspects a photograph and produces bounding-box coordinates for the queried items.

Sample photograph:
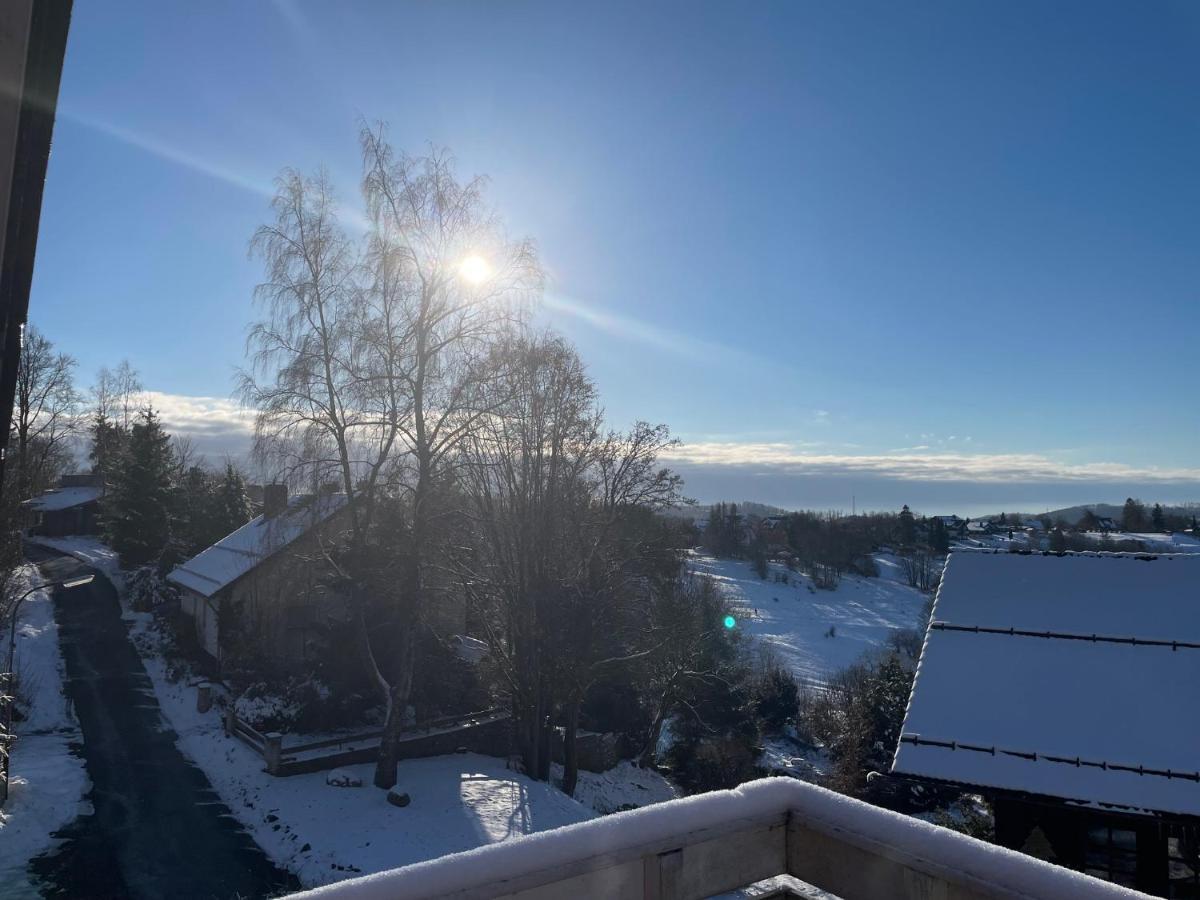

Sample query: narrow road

[23,547,297,899]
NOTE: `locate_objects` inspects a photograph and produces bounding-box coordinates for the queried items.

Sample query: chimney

[263,483,288,518]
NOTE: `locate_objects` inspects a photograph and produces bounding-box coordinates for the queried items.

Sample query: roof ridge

[930,620,1200,651]
[898,733,1200,786]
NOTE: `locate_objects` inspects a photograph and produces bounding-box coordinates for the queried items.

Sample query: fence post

[197,682,212,714]
[223,705,235,737]
[264,732,283,775]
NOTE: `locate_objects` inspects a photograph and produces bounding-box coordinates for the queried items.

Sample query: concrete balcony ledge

[295,777,1142,900]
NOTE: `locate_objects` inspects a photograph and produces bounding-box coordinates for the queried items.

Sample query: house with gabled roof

[931,514,967,537]
[891,549,1200,896]
[23,472,104,536]
[167,485,349,672]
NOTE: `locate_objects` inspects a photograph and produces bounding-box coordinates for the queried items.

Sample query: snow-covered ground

[1079,530,1200,552]
[957,530,1200,554]
[129,607,674,887]
[688,553,930,689]
[759,732,828,783]
[0,566,91,884]
[21,535,673,887]
[554,760,678,814]
[129,618,592,886]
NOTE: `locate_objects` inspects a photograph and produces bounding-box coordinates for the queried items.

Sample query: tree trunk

[537,710,552,782]
[641,700,669,768]
[562,698,580,797]
[373,624,416,790]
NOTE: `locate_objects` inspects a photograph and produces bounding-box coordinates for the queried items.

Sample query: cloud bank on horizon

[146,391,1199,517]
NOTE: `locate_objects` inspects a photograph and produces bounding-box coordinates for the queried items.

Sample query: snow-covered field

[688,553,931,688]
[957,530,1200,555]
[1080,531,1200,552]
[0,566,91,885]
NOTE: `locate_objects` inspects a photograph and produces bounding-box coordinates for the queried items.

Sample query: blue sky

[29,0,1200,515]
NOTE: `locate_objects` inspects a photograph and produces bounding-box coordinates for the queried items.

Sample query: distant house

[1095,517,1118,532]
[931,515,967,537]
[965,520,993,536]
[167,486,350,671]
[891,550,1200,896]
[1022,519,1045,532]
[23,472,104,536]
[756,515,790,550]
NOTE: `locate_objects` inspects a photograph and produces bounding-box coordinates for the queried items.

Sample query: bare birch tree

[242,136,541,791]
[10,325,81,499]
[358,128,542,788]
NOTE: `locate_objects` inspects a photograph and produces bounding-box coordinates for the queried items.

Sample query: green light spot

[723,615,737,630]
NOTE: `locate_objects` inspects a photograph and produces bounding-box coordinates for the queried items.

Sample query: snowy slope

[688,553,930,688]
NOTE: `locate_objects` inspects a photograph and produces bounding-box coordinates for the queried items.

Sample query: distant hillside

[1025,502,1200,526]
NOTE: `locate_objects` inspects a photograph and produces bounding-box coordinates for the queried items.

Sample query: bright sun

[458,254,491,284]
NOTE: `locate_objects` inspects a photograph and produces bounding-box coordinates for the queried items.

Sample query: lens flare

[459,255,491,284]
[723,615,737,630]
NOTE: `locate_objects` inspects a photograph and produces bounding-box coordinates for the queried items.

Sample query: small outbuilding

[892,549,1200,896]
[23,472,104,536]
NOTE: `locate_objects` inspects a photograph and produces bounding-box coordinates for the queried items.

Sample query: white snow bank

[556,760,678,814]
[0,734,91,866]
[293,777,1138,900]
[0,566,91,874]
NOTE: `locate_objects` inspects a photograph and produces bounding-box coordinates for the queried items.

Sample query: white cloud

[660,441,1200,485]
[145,391,255,459]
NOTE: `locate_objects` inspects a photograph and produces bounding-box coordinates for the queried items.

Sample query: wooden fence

[0,672,12,805]
[223,705,510,776]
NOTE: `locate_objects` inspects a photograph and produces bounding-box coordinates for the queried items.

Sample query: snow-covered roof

[167,493,347,598]
[892,549,1200,817]
[24,486,102,511]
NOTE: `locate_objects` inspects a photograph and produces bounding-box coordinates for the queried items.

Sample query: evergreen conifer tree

[106,408,176,568]
[930,517,949,554]
[1122,497,1147,532]
[898,504,915,546]
[214,462,253,537]
[1151,503,1165,532]
[88,412,126,482]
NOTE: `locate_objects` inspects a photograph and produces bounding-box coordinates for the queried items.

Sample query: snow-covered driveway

[20,547,294,898]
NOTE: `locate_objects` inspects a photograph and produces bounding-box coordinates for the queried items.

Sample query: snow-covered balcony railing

[293,777,1137,900]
